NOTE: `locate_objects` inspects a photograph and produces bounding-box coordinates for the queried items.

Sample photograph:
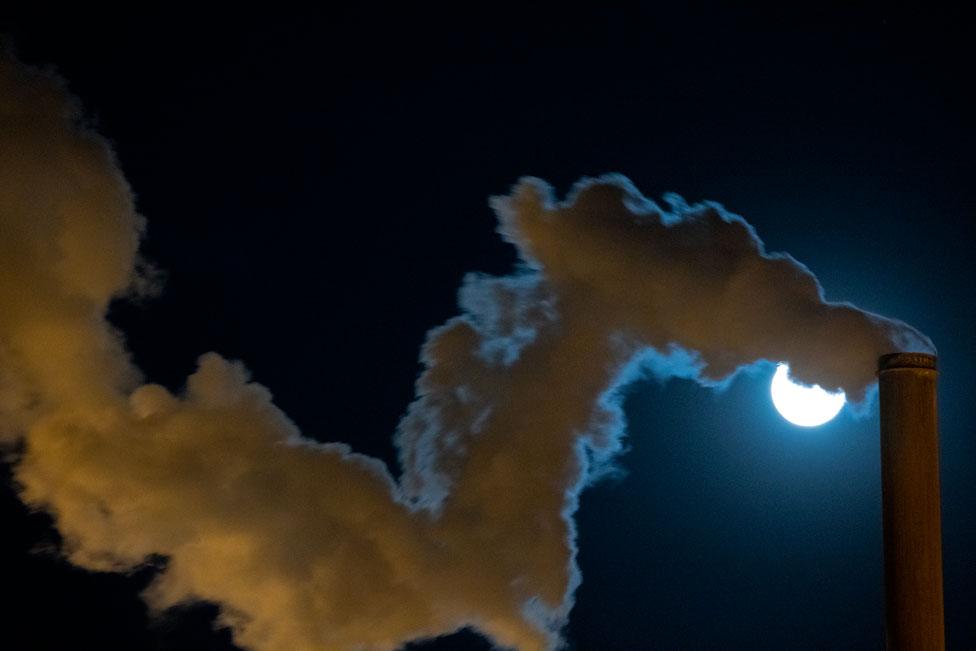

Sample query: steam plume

[0,57,932,650]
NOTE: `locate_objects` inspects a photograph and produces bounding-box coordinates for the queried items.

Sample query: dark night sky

[2,4,974,649]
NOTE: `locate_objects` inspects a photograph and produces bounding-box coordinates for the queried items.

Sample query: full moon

[770,363,846,427]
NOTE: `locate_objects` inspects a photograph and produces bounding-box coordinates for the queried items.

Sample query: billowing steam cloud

[0,57,932,651]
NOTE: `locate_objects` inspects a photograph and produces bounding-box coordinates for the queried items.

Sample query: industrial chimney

[878,352,944,650]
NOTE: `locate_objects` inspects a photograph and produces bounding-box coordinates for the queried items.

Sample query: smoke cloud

[0,57,933,650]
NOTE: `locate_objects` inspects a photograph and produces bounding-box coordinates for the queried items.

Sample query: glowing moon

[770,363,846,427]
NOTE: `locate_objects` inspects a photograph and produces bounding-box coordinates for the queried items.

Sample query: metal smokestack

[878,352,944,650]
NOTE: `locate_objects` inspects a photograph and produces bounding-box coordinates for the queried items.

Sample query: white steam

[0,57,932,651]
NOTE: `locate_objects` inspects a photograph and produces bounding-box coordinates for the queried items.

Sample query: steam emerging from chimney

[0,57,933,651]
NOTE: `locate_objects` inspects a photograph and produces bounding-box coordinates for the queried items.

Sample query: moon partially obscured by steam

[0,55,933,651]
[770,363,847,427]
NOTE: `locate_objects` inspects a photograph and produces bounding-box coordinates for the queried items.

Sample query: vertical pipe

[878,352,944,650]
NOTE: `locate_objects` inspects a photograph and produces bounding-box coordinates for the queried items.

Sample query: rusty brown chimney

[878,352,944,650]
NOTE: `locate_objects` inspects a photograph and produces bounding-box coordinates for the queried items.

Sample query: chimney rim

[878,352,937,372]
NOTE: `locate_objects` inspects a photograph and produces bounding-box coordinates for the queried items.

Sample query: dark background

[1,4,973,649]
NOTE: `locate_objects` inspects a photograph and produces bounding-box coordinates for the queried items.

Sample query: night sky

[2,4,974,650]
